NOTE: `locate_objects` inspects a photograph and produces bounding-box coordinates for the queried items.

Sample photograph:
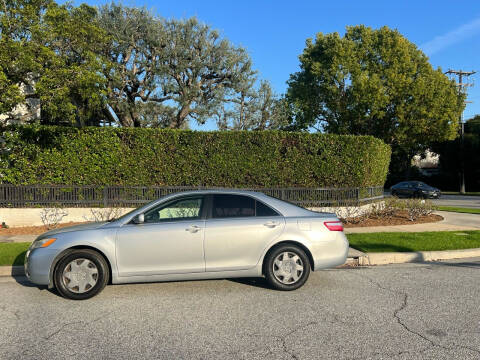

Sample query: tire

[264,244,311,291]
[54,249,109,300]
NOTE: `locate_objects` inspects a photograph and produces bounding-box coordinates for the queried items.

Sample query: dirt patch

[0,222,88,235]
[343,211,443,228]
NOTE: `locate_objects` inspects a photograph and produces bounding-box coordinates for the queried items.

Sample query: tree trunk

[404,150,415,180]
[171,104,191,128]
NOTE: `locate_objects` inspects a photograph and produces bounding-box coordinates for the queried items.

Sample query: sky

[64,0,480,129]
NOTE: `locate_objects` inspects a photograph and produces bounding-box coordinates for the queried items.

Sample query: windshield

[114,198,163,222]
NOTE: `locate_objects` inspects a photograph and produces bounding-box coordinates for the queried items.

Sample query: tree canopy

[287,25,464,167]
[97,4,259,128]
[466,115,480,134]
[0,1,271,129]
[0,0,108,126]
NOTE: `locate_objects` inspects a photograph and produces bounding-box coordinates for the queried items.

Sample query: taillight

[324,221,343,231]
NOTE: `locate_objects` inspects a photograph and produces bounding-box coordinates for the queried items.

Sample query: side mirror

[133,213,144,224]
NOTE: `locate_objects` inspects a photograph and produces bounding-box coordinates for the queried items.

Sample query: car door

[115,195,206,277]
[204,194,285,272]
[405,182,416,197]
[397,182,409,197]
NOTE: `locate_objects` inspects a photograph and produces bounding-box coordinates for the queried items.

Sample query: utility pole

[445,69,476,194]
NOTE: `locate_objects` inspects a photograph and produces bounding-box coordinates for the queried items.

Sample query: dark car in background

[390,181,441,199]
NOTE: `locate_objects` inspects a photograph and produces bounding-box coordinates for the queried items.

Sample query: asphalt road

[1,259,479,360]
[432,195,480,209]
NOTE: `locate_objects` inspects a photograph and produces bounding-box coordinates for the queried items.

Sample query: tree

[0,0,50,115]
[216,80,291,130]
[98,4,167,127]
[466,115,480,134]
[98,5,256,128]
[36,3,109,126]
[287,25,464,176]
[0,0,109,126]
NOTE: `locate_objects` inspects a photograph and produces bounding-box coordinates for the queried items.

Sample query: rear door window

[212,195,279,218]
[256,201,280,217]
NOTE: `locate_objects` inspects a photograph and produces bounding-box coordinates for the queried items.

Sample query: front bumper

[25,247,60,285]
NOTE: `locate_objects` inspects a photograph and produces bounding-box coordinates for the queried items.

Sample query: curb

[359,248,480,265]
[0,266,24,277]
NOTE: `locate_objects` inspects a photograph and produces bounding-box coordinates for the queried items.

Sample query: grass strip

[435,206,480,214]
[348,231,480,253]
[0,242,30,266]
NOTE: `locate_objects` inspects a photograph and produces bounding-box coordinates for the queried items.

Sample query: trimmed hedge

[0,126,391,187]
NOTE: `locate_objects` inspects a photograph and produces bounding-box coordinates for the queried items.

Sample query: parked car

[25,190,349,300]
[390,181,441,199]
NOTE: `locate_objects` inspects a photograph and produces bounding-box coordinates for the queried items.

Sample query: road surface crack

[43,310,114,341]
[273,321,318,360]
[352,271,480,357]
[0,305,20,320]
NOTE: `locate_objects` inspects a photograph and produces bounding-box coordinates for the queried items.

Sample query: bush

[0,125,391,187]
[403,198,434,221]
[40,207,68,229]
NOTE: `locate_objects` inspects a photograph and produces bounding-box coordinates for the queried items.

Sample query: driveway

[1,258,479,359]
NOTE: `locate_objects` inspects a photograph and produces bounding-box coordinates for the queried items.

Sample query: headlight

[31,238,56,249]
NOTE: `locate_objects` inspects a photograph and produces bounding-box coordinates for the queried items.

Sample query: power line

[445,69,476,194]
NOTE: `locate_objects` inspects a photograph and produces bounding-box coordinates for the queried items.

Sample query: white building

[0,74,40,124]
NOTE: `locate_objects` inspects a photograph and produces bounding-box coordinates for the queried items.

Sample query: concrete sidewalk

[0,234,36,243]
[344,211,480,234]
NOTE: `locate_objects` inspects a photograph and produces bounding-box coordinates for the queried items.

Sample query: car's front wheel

[264,244,311,291]
[54,249,109,300]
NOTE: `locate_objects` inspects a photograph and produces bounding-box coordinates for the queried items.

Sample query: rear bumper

[311,232,349,271]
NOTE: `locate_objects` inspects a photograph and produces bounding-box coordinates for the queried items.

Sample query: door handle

[186,225,202,233]
[263,221,279,228]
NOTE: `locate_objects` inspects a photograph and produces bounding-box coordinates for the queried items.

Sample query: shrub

[403,198,434,221]
[0,125,391,187]
[83,207,124,222]
[40,208,68,229]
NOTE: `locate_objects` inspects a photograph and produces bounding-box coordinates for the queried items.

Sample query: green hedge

[0,126,391,187]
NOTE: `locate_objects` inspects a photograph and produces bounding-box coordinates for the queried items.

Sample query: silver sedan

[25,190,349,300]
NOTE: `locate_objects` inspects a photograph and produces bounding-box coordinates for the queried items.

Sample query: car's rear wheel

[54,249,109,300]
[264,244,310,291]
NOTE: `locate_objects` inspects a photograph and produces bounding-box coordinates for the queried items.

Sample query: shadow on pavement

[227,277,273,290]
[351,244,414,253]
[429,260,480,269]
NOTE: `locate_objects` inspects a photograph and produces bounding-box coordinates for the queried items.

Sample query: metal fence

[0,185,384,208]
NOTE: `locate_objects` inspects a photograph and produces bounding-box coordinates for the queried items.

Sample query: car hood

[38,222,108,239]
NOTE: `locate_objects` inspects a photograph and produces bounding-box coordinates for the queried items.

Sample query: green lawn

[348,231,480,253]
[435,206,480,214]
[0,242,30,266]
